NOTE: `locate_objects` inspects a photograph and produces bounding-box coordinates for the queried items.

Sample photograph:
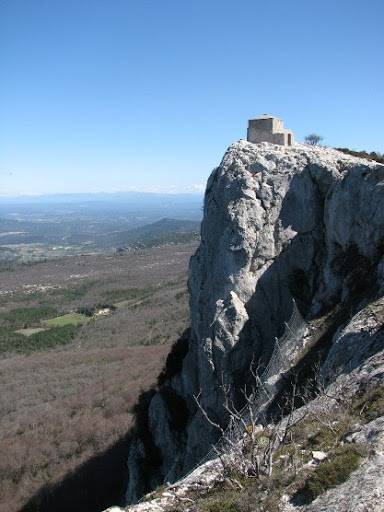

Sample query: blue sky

[0,0,383,195]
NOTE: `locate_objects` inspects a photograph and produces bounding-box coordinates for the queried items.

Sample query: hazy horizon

[0,188,205,200]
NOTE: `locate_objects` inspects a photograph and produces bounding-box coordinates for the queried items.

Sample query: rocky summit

[107,141,384,511]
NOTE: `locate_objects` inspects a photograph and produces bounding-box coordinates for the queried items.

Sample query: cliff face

[125,141,384,504]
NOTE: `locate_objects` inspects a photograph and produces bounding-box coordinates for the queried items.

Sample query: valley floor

[0,242,197,512]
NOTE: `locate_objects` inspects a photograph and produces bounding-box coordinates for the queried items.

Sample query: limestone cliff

[123,141,384,507]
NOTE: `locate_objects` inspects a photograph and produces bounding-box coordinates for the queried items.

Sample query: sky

[0,0,383,196]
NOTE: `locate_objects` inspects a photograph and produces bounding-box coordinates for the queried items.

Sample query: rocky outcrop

[106,301,384,511]
[124,141,384,505]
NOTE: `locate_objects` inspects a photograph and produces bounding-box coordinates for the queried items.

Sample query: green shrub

[306,415,353,451]
[335,147,384,164]
[301,444,367,501]
[352,384,384,422]
[203,501,238,512]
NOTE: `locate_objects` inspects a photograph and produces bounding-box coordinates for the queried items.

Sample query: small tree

[194,360,310,481]
[305,134,323,146]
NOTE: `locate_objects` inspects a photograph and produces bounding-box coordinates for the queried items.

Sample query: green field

[42,313,90,327]
[15,327,48,337]
[0,272,189,355]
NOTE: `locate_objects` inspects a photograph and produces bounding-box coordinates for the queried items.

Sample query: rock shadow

[18,330,192,512]
[229,168,327,390]
[18,432,131,512]
[228,166,383,399]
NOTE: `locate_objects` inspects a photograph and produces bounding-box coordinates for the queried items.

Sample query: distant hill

[0,193,203,261]
[104,218,201,249]
[123,217,199,238]
[0,216,201,262]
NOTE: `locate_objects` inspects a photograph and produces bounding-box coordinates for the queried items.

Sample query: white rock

[312,450,327,461]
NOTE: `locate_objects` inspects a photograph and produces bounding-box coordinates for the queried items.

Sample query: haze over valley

[0,192,202,263]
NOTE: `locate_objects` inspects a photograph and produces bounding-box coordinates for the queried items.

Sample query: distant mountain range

[0,191,203,206]
[63,217,201,248]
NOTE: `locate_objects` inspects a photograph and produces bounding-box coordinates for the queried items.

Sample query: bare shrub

[194,361,310,482]
[304,134,323,146]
